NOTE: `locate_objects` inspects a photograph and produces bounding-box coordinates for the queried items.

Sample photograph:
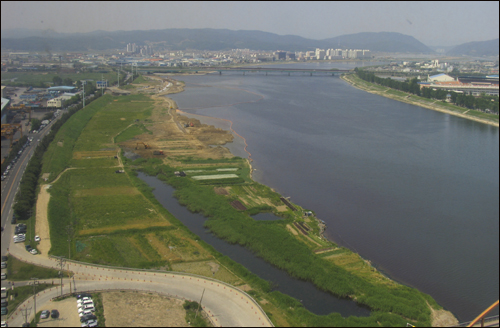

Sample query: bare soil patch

[35,185,52,255]
[37,297,81,327]
[214,187,228,195]
[429,303,459,327]
[230,200,247,211]
[73,151,117,159]
[103,291,189,327]
[286,224,299,236]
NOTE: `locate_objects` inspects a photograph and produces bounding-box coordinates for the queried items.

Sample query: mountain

[446,38,499,57]
[1,28,433,53]
[320,32,434,53]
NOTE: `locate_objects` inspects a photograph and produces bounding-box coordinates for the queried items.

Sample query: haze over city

[1,1,499,47]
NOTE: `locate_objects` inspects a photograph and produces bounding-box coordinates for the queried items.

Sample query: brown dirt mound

[230,200,247,211]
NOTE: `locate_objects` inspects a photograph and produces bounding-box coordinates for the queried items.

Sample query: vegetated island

[36,72,458,327]
[341,73,499,128]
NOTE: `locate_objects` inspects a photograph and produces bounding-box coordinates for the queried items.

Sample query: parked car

[80,314,97,323]
[87,320,98,327]
[79,309,92,317]
[1,256,7,262]
[0,262,5,269]
[50,309,59,318]
[1,273,6,280]
[30,249,38,255]
[1,307,7,315]
[25,245,32,252]
[40,310,50,319]
[0,301,7,307]
[76,293,92,300]
[35,235,41,242]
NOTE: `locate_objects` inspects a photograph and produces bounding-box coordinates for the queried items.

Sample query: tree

[52,76,62,86]
[63,77,73,86]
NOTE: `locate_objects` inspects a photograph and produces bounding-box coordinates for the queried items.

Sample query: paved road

[5,241,272,327]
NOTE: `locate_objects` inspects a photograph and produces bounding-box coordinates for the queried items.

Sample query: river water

[163,62,498,321]
[137,172,370,317]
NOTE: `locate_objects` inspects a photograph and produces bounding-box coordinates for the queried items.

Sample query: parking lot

[37,297,81,327]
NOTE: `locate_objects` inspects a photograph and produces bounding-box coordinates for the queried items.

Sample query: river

[164,62,499,321]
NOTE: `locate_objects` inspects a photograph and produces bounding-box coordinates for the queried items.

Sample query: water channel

[137,171,371,317]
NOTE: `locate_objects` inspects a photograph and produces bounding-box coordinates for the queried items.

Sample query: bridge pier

[310,72,313,76]
[265,72,267,76]
[288,72,290,76]
[243,71,245,76]
[219,71,222,75]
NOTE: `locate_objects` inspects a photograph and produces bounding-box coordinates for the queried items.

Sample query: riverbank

[341,73,499,128]
[140,74,458,326]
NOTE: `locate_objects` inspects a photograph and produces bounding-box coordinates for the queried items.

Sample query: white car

[78,303,94,310]
[30,249,38,255]
[14,237,26,243]
[77,298,92,304]
[34,235,41,242]
[79,310,92,317]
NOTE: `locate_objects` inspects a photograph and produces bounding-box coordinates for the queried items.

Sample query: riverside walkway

[4,238,273,327]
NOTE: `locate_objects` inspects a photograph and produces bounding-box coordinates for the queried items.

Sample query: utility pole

[53,256,66,296]
[195,288,205,319]
[28,209,33,242]
[30,278,39,325]
[66,225,73,260]
[83,81,86,108]
[20,308,31,327]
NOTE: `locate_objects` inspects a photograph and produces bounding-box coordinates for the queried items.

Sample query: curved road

[5,236,272,327]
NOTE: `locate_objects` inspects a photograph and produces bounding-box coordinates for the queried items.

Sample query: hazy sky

[2,1,499,46]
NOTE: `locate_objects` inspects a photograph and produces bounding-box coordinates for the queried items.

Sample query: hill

[446,38,499,57]
[1,28,434,53]
[320,32,434,53]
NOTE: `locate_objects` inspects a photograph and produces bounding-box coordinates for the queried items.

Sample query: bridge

[138,66,353,76]
[453,300,499,327]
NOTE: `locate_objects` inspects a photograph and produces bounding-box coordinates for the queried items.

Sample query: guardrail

[454,315,499,327]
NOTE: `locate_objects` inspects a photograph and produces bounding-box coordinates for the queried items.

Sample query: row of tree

[355,69,499,114]
[12,90,103,221]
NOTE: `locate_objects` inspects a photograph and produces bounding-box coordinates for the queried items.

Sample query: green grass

[6,256,70,281]
[69,157,119,168]
[131,75,150,84]
[5,284,54,316]
[183,301,212,327]
[115,123,152,143]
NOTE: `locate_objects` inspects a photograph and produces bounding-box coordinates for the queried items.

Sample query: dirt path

[35,185,52,255]
[102,291,190,327]
[429,302,459,327]
[36,167,77,256]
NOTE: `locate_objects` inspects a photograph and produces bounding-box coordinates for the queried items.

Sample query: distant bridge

[138,66,354,76]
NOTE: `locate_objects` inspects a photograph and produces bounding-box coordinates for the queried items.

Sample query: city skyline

[1,1,499,47]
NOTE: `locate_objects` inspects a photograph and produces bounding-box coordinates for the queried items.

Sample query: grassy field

[6,256,71,281]
[43,93,218,270]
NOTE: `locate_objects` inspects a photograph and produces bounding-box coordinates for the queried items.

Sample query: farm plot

[191,174,239,180]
